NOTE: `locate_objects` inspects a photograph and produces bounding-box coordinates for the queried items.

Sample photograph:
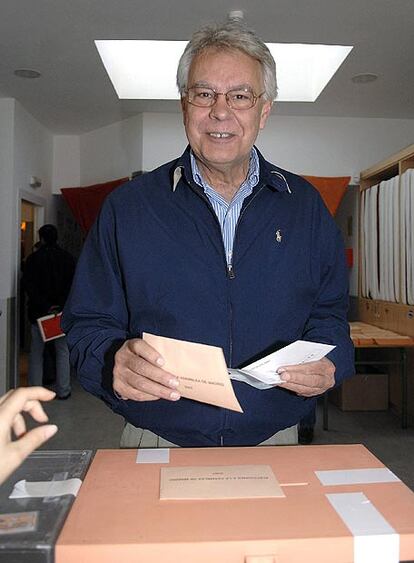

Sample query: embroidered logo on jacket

[275,229,282,243]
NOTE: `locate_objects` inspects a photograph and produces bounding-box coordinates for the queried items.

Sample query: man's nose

[209,93,232,119]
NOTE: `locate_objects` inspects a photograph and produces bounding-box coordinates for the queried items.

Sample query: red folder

[36,313,65,342]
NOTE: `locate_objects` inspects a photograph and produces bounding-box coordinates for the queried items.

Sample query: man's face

[181,48,272,174]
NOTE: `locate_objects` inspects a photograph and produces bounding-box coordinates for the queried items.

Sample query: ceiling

[0,0,413,135]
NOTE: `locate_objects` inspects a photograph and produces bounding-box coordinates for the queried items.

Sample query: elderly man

[63,21,354,447]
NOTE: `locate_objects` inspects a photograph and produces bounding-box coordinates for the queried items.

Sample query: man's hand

[277,357,335,397]
[113,338,181,402]
[0,387,58,485]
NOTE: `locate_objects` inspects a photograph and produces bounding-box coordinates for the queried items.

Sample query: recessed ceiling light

[95,40,353,102]
[14,68,41,79]
[351,73,378,84]
[228,10,244,20]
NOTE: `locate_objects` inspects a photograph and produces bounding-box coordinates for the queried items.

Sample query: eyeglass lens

[187,87,257,109]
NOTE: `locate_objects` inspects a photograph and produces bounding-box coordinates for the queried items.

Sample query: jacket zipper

[187,179,231,276]
[227,183,266,369]
[187,178,265,371]
[227,183,266,279]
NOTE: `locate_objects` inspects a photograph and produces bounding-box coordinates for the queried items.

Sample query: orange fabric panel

[61,174,350,233]
[61,177,128,233]
[303,175,350,216]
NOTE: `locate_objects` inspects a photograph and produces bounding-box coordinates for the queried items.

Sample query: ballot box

[0,450,92,563]
[56,445,414,563]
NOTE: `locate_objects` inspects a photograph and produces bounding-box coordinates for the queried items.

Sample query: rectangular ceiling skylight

[95,40,352,102]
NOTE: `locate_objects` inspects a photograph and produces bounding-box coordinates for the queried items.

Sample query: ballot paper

[228,340,336,390]
[160,464,285,500]
[143,333,243,412]
[143,333,335,409]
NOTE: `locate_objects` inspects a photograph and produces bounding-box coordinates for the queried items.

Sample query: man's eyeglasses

[185,87,265,110]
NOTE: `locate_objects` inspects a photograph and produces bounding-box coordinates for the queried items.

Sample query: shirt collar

[172,145,292,194]
[189,148,259,195]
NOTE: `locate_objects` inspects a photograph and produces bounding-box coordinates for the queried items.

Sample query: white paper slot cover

[9,478,82,499]
[136,448,170,464]
[316,468,400,486]
[326,492,399,563]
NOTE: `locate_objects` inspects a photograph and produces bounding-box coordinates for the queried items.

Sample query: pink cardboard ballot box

[56,445,414,563]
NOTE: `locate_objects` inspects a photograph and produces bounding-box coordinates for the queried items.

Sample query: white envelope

[229,340,335,389]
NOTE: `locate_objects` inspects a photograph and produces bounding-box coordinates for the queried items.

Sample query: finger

[278,380,322,397]
[278,371,334,395]
[127,338,165,367]
[278,368,322,388]
[114,385,160,402]
[120,346,179,389]
[0,388,55,424]
[114,346,180,390]
[11,424,58,466]
[119,368,181,402]
[278,362,334,386]
[22,399,50,423]
[113,377,160,402]
[127,358,179,389]
[12,413,27,437]
[278,358,335,377]
[0,389,14,406]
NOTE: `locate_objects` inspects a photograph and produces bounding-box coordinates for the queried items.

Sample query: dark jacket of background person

[23,242,76,324]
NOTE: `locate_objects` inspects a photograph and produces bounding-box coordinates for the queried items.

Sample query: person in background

[22,224,76,400]
[63,20,354,447]
[298,407,317,444]
[0,387,57,485]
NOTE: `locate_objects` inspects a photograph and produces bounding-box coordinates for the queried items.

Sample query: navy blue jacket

[62,147,354,446]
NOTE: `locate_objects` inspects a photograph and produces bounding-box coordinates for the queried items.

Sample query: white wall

[14,101,54,216]
[53,136,80,194]
[78,110,414,184]
[80,114,143,184]
[258,115,414,178]
[0,99,15,299]
[140,112,414,178]
[0,100,54,392]
[142,113,187,171]
[0,99,16,394]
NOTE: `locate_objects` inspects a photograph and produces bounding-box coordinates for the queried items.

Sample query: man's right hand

[113,338,181,402]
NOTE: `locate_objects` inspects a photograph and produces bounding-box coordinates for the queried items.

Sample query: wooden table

[324,322,414,429]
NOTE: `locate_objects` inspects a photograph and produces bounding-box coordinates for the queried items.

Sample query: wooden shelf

[358,144,414,336]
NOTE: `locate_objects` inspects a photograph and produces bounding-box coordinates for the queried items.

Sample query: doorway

[18,199,42,385]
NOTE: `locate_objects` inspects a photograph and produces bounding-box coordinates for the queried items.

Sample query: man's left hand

[277,357,335,397]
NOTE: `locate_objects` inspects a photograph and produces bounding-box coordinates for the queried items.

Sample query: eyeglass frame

[184,86,266,110]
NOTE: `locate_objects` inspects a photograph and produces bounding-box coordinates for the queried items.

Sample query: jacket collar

[172,145,292,194]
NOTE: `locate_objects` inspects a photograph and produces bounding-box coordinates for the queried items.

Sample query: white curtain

[361,172,414,304]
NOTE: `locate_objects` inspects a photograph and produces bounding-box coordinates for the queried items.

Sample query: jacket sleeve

[61,198,127,406]
[302,194,355,385]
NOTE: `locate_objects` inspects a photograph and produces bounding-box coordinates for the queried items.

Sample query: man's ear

[259,100,273,130]
[181,96,189,126]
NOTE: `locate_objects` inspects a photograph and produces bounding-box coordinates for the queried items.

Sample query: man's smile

[207,132,234,139]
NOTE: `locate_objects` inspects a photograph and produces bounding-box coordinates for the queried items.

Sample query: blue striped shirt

[190,149,260,266]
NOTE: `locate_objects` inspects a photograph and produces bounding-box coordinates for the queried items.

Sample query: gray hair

[176,20,277,101]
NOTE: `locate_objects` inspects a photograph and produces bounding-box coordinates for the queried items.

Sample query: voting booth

[56,445,414,563]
